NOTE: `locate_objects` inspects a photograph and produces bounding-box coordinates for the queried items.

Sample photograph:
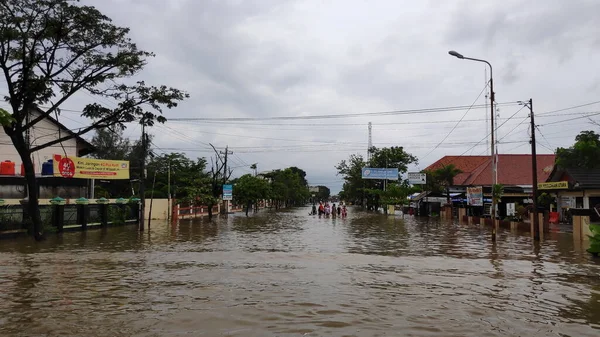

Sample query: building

[542,167,600,222]
[426,154,555,190]
[421,154,556,217]
[0,107,95,199]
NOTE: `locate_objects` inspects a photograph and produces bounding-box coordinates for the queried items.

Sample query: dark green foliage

[232,174,271,216]
[556,131,600,169]
[0,0,188,240]
[262,168,310,208]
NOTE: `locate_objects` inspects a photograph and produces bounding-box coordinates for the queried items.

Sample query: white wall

[0,109,80,174]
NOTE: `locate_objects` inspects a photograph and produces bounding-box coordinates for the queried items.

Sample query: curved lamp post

[448,50,498,223]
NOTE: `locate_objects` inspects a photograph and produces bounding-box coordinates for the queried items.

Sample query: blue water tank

[41,159,53,176]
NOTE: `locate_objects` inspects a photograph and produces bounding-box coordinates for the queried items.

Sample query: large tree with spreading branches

[0,0,188,240]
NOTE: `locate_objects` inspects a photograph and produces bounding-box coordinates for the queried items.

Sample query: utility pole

[139,124,146,231]
[167,161,171,221]
[527,98,540,241]
[220,146,233,214]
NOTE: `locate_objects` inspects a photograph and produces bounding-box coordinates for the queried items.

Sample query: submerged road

[0,207,599,336]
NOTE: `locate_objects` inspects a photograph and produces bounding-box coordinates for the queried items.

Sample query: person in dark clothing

[337,205,341,216]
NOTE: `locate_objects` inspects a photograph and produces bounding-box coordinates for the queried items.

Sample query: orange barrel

[0,160,15,175]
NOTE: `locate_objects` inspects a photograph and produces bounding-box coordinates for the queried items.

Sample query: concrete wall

[0,109,81,173]
[145,199,170,220]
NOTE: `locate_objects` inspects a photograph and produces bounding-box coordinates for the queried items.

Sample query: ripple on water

[1,208,600,337]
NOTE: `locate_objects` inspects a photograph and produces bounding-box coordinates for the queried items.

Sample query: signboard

[466,186,483,206]
[425,197,448,203]
[361,167,399,180]
[223,184,233,201]
[53,155,129,179]
[538,181,568,190]
[560,196,575,208]
[408,172,427,185]
[506,203,516,216]
[309,186,319,193]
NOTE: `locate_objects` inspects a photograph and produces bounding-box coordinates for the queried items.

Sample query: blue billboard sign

[361,167,399,180]
[223,184,233,200]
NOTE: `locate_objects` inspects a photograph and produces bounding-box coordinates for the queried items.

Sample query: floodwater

[0,208,599,337]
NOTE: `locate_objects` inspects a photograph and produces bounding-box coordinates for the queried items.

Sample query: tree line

[91,129,310,219]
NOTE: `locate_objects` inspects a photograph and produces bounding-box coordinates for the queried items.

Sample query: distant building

[542,167,600,221]
[425,154,555,190]
[419,154,556,217]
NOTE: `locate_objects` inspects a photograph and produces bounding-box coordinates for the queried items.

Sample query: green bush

[587,223,600,256]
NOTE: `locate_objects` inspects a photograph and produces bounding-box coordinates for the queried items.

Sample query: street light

[448,50,498,224]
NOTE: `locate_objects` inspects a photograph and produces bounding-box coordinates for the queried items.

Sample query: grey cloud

[446,0,600,62]
[57,0,600,194]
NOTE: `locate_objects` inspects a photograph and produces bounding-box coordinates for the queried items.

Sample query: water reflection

[0,207,599,336]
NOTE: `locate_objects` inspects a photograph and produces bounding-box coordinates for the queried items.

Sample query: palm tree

[433,164,463,205]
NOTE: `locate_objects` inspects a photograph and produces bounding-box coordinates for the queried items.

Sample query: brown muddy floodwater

[0,207,599,337]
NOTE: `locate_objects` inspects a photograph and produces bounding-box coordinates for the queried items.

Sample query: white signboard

[506,203,515,216]
[408,172,427,185]
[560,196,575,208]
[309,186,319,193]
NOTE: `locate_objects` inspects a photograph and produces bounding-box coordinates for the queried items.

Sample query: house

[0,107,95,199]
[422,154,556,216]
[425,154,555,189]
[542,167,600,221]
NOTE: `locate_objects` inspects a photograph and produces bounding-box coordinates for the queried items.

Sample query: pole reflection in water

[0,207,599,336]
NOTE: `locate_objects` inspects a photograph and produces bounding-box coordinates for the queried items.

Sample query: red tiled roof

[425,154,556,186]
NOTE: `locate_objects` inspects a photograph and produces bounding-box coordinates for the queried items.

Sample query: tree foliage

[336,146,417,210]
[233,174,271,216]
[262,168,310,208]
[556,131,600,169]
[431,164,462,204]
[0,0,188,240]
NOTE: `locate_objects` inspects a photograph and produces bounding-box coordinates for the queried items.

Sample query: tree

[433,164,462,205]
[204,144,231,220]
[89,128,155,198]
[337,147,417,211]
[0,0,188,240]
[263,168,310,208]
[336,154,370,206]
[556,131,600,169]
[233,174,270,216]
[89,128,131,161]
[492,184,504,211]
[146,152,208,201]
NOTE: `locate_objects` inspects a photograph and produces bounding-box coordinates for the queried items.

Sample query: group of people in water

[311,201,348,218]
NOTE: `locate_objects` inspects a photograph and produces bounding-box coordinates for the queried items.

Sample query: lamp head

[448,50,464,59]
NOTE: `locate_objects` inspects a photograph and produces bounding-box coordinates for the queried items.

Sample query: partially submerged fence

[0,198,139,235]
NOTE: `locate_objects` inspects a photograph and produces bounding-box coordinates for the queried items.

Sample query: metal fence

[0,203,139,233]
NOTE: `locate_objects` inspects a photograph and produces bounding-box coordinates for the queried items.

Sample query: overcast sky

[13,0,600,193]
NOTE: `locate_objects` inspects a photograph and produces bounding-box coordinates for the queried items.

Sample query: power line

[420,82,489,160]
[539,111,600,126]
[537,100,600,116]
[457,106,527,157]
[535,125,555,152]
[168,102,520,122]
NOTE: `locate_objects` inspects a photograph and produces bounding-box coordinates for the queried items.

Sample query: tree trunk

[11,132,44,240]
[245,201,251,217]
[207,202,213,220]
